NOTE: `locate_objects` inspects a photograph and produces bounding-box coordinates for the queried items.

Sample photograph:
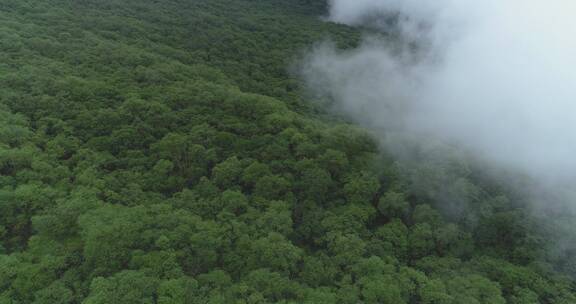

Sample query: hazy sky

[304,0,576,185]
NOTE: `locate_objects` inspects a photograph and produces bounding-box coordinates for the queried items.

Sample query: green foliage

[0,0,573,303]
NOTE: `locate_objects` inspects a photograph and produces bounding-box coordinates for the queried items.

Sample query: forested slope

[0,0,574,303]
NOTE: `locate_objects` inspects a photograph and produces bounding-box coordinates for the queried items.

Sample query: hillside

[0,0,575,303]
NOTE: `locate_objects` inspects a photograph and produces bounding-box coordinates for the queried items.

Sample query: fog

[303,0,576,189]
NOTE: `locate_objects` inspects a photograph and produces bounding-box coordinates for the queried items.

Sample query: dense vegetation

[0,0,575,303]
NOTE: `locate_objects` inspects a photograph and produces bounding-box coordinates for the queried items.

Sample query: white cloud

[305,0,576,185]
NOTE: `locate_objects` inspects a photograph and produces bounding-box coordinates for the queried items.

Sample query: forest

[0,0,575,303]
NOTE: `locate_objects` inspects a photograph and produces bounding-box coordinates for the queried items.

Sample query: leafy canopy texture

[0,0,574,303]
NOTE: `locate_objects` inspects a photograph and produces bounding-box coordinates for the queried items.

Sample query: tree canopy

[0,0,574,303]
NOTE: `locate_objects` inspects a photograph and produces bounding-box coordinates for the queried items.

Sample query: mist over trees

[0,0,575,303]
